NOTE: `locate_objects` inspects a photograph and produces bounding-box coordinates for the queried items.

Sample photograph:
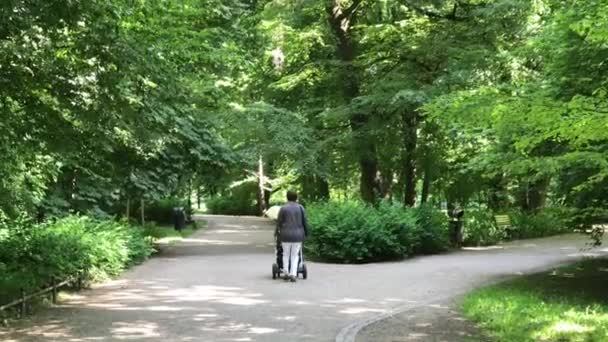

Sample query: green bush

[305,201,412,263]
[304,201,449,263]
[0,216,153,305]
[463,210,506,246]
[205,181,258,216]
[414,204,450,254]
[206,196,258,215]
[570,207,608,228]
[140,221,198,241]
[509,208,572,239]
[144,198,192,225]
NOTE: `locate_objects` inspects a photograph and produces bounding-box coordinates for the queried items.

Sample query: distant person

[173,206,186,231]
[450,205,464,248]
[275,191,309,282]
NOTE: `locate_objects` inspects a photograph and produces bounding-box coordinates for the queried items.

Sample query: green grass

[462,258,608,342]
[143,220,205,245]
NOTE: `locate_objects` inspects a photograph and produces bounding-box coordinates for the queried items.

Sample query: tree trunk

[359,154,379,204]
[301,175,330,202]
[420,167,431,205]
[318,178,330,200]
[326,0,379,204]
[528,177,550,211]
[60,168,77,209]
[187,180,192,211]
[140,199,145,226]
[378,170,394,200]
[354,112,381,204]
[518,177,550,212]
[257,155,267,216]
[403,112,418,207]
[126,198,131,220]
[197,189,201,209]
[487,175,505,211]
[264,189,272,208]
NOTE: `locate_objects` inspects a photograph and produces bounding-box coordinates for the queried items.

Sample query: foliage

[1,0,606,278]
[205,181,259,216]
[305,201,415,263]
[509,208,572,239]
[206,196,258,216]
[0,0,236,220]
[424,0,608,214]
[462,259,608,342]
[143,198,193,225]
[463,210,506,247]
[141,221,200,244]
[305,201,449,263]
[0,216,153,305]
[413,204,450,254]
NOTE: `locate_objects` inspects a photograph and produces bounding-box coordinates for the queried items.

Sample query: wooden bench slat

[495,215,511,227]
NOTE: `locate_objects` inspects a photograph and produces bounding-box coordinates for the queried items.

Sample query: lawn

[462,258,608,342]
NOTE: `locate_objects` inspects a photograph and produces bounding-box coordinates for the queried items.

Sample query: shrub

[509,208,572,239]
[205,195,258,216]
[564,207,607,230]
[304,201,449,263]
[144,198,192,225]
[0,216,153,305]
[305,201,413,263]
[205,181,259,216]
[414,204,450,254]
[463,210,506,246]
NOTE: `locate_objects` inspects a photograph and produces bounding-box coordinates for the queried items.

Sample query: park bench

[495,214,515,239]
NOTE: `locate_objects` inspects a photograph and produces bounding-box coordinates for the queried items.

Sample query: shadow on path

[2,215,606,342]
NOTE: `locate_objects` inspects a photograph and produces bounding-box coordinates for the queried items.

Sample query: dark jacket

[275,202,309,243]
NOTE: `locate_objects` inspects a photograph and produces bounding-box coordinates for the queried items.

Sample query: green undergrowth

[144,221,203,245]
[0,216,154,308]
[462,258,608,342]
[305,201,449,263]
[0,216,205,317]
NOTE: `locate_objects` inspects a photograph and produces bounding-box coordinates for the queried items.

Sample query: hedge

[304,201,449,263]
[0,216,153,305]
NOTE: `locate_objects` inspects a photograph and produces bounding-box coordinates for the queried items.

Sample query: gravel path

[1,215,606,342]
[356,299,488,342]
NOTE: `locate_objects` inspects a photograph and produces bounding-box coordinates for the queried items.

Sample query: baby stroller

[272,237,308,280]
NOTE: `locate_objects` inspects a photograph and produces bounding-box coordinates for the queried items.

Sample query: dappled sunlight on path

[3,216,606,342]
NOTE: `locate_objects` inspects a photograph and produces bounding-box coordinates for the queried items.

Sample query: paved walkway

[356,299,488,342]
[2,215,606,342]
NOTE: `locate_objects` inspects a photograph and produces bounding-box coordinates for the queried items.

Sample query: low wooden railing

[0,273,84,318]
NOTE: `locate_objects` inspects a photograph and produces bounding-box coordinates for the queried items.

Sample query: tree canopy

[1,0,606,224]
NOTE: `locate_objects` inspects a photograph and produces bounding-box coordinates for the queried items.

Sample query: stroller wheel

[302,264,308,279]
[272,263,278,279]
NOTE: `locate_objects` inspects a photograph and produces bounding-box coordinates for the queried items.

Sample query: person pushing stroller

[274,191,308,282]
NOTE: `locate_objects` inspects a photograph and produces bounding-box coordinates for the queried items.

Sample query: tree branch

[338,0,363,21]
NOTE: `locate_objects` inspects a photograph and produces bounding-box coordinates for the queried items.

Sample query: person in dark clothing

[450,205,464,248]
[173,206,186,231]
[274,191,309,282]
